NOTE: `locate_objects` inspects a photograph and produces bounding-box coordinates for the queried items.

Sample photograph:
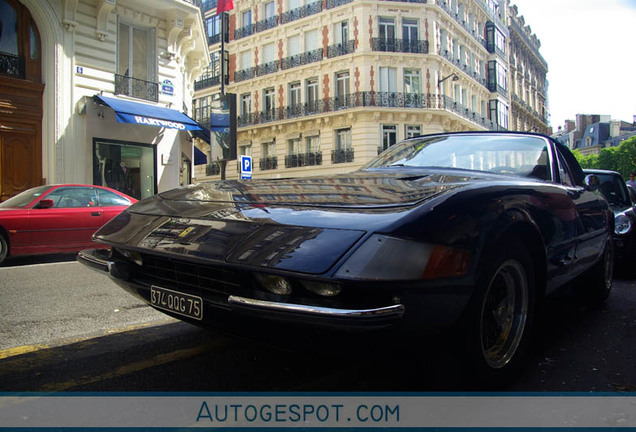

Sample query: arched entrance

[0,0,44,201]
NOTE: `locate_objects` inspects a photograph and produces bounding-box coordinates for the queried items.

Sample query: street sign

[240,155,252,180]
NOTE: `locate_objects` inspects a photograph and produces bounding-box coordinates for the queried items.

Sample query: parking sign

[240,155,252,179]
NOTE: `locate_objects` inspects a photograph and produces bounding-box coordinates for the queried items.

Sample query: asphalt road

[0,254,635,392]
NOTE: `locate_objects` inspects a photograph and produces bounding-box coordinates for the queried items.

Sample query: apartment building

[193,0,548,180]
[0,0,208,200]
[506,1,549,134]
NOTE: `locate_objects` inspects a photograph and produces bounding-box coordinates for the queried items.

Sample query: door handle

[91,212,102,216]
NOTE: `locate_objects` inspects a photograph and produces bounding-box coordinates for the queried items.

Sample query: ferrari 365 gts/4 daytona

[79,132,614,378]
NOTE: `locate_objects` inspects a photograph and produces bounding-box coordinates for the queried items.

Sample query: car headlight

[334,234,471,281]
[615,212,632,235]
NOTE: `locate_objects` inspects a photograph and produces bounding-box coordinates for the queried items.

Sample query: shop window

[94,141,156,200]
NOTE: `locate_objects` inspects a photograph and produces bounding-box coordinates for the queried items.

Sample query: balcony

[206,163,221,176]
[115,74,158,103]
[234,25,253,40]
[326,0,353,8]
[372,38,429,54]
[259,156,278,171]
[254,16,279,32]
[281,1,322,24]
[194,74,223,91]
[237,92,501,130]
[281,48,323,70]
[332,148,354,164]
[0,53,25,79]
[285,152,323,168]
[235,67,255,82]
[256,60,279,77]
[327,40,355,58]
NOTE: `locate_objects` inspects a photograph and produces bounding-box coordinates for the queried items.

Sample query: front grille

[134,253,244,296]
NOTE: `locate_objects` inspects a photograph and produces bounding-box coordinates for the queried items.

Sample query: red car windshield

[0,185,52,208]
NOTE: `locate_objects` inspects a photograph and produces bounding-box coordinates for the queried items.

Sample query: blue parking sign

[240,155,252,179]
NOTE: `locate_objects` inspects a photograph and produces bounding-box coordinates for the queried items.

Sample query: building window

[381,125,398,152]
[335,20,348,44]
[194,96,211,124]
[206,14,221,42]
[260,140,277,170]
[486,22,506,56]
[488,60,507,94]
[333,128,353,164]
[306,78,319,113]
[239,143,252,156]
[263,87,276,120]
[305,29,319,51]
[379,17,395,41]
[402,18,418,50]
[489,99,509,129]
[335,71,350,108]
[286,137,303,168]
[289,82,302,116]
[405,125,421,138]
[117,21,157,101]
[240,93,251,117]
[404,69,421,94]
[240,50,252,69]
[379,67,397,93]
[242,10,252,28]
[264,0,275,18]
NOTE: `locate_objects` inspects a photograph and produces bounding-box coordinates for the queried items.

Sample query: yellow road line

[40,342,226,392]
[0,319,176,360]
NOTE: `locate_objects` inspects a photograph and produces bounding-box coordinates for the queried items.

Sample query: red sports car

[0,184,136,264]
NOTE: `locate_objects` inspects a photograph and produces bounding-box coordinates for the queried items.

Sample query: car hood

[134,169,482,214]
[95,170,492,274]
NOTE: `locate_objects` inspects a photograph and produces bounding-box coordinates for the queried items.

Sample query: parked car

[78,132,613,378]
[584,169,636,272]
[0,184,136,264]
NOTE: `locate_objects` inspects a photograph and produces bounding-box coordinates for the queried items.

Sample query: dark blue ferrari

[79,132,614,379]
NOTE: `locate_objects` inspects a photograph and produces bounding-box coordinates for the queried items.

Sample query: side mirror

[36,199,54,209]
[584,174,600,192]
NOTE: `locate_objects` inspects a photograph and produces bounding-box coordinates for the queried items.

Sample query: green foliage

[572,136,636,178]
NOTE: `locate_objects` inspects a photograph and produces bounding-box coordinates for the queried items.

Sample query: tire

[0,233,8,265]
[462,241,535,380]
[580,237,614,305]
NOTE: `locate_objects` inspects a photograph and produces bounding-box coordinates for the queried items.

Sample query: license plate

[150,285,203,320]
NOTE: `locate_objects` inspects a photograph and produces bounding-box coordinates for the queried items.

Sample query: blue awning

[194,146,208,165]
[94,95,202,131]
[210,112,230,133]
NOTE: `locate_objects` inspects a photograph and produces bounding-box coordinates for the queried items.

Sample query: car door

[95,187,132,223]
[29,186,104,247]
[555,147,608,275]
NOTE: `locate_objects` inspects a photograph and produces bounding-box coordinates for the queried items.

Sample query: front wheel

[462,243,535,380]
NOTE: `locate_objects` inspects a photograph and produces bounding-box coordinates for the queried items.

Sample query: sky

[509,0,636,130]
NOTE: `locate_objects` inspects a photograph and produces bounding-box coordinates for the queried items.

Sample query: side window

[45,187,97,208]
[97,188,130,206]
[555,151,575,187]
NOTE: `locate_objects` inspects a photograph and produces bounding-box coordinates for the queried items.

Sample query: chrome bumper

[77,248,405,327]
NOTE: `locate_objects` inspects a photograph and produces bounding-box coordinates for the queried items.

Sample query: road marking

[39,341,227,392]
[0,319,176,360]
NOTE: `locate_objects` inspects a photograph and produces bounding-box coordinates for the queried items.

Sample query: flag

[217,0,233,13]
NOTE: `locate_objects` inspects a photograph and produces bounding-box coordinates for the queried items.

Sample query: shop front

[86,95,204,200]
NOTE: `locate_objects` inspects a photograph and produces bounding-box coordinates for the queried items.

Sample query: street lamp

[438,73,459,85]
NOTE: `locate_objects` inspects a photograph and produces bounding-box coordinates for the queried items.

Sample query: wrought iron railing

[237,92,502,130]
[256,60,279,77]
[327,40,356,58]
[194,74,222,90]
[281,1,322,24]
[326,0,353,8]
[0,53,25,79]
[285,152,323,168]
[282,48,323,70]
[234,25,253,40]
[371,38,429,54]
[234,67,255,82]
[254,16,279,32]
[332,148,354,164]
[115,74,159,102]
[259,156,278,171]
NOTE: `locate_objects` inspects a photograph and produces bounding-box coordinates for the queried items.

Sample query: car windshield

[595,173,630,206]
[364,134,551,180]
[0,185,52,208]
